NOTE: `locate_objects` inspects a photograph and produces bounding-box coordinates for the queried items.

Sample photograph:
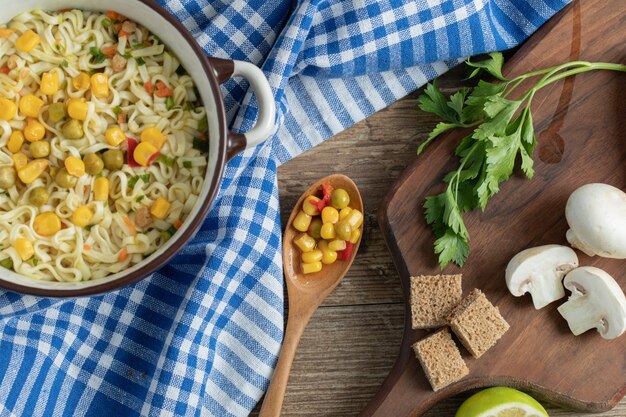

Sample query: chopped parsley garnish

[192,137,209,152]
[136,195,145,203]
[182,160,192,169]
[85,224,94,231]
[113,106,122,116]
[89,47,107,64]
[128,173,150,189]
[135,57,146,66]
[197,117,208,132]
[156,154,175,167]
[123,51,132,59]
[102,18,112,28]
[165,96,175,110]
[61,60,69,68]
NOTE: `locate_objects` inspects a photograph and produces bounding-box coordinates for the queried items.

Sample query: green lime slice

[455,387,549,417]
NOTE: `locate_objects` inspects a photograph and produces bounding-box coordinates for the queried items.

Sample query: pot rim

[0,0,228,297]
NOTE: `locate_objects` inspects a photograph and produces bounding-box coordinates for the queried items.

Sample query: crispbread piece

[413,328,469,391]
[410,274,463,329]
[447,289,510,358]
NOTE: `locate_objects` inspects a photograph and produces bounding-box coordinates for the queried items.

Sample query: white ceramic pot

[0,0,276,296]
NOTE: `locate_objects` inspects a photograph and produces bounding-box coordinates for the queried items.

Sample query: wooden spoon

[258,174,364,417]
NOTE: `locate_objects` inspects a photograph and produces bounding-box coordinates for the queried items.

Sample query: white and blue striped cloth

[0,0,569,415]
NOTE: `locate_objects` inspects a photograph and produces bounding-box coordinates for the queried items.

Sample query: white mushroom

[506,245,579,309]
[557,266,626,340]
[565,183,626,259]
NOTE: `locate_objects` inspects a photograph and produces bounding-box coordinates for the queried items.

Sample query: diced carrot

[106,11,127,22]
[118,248,128,261]
[102,46,117,57]
[83,245,91,251]
[123,215,137,236]
[144,81,153,94]
[117,112,127,124]
[118,30,130,39]
[173,219,183,230]
[155,81,173,97]
[59,8,72,12]
[0,66,9,74]
[0,28,13,38]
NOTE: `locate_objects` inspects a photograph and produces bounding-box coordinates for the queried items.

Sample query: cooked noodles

[0,9,208,281]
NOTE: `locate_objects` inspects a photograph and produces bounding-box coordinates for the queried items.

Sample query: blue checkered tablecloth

[0,0,570,416]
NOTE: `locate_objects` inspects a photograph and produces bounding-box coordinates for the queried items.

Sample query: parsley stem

[534,62,626,91]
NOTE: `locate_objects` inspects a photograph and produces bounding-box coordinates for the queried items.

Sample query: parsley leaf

[417,53,626,268]
[128,173,150,189]
[89,47,107,64]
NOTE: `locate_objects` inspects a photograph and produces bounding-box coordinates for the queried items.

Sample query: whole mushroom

[565,183,626,259]
[557,266,626,340]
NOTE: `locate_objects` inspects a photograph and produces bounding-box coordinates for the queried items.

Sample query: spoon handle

[258,308,311,417]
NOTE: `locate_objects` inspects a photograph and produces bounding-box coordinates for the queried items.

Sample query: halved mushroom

[565,183,626,259]
[505,245,578,309]
[557,266,626,340]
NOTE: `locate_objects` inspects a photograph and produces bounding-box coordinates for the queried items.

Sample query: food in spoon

[565,183,626,259]
[412,328,468,391]
[505,245,578,309]
[447,289,509,358]
[0,9,209,281]
[455,386,548,417]
[417,53,626,268]
[292,183,363,274]
[557,267,626,340]
[410,274,462,329]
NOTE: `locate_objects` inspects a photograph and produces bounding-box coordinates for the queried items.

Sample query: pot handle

[207,57,276,160]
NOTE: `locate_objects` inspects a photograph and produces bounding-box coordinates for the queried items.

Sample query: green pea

[331,188,350,210]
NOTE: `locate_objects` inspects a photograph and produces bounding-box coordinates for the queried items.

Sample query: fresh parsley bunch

[419,53,626,268]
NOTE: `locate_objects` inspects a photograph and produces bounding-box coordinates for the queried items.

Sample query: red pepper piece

[321,183,333,204]
[314,199,327,213]
[126,137,140,167]
[337,241,354,261]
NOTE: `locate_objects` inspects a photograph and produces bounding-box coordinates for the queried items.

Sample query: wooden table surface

[250,67,626,417]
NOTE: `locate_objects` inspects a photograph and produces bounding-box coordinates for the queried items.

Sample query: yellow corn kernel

[19,94,44,117]
[72,72,90,90]
[13,238,34,261]
[345,209,364,229]
[328,239,346,251]
[0,98,16,120]
[133,141,159,167]
[104,127,125,147]
[302,261,322,274]
[302,249,323,264]
[40,71,59,95]
[24,118,46,142]
[339,207,352,221]
[18,159,47,184]
[292,210,312,232]
[12,152,27,170]
[320,222,336,240]
[16,30,41,53]
[321,206,339,224]
[318,240,337,265]
[64,156,85,177]
[349,228,361,244]
[293,233,315,253]
[7,131,24,153]
[67,98,88,121]
[94,177,110,201]
[141,127,167,149]
[72,205,93,228]
[90,73,109,98]
[302,195,321,216]
[150,197,170,219]
[0,28,14,38]
[33,212,61,236]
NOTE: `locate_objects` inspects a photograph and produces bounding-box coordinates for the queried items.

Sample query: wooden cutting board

[359,1,626,416]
